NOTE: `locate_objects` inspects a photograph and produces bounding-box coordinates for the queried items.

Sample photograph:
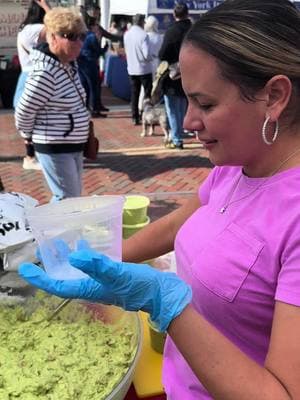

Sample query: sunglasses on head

[58,32,86,41]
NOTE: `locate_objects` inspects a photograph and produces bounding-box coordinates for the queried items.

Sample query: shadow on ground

[84,153,213,182]
[0,156,20,162]
[148,198,190,221]
[0,153,213,187]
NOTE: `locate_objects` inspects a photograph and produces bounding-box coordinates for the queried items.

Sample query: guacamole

[0,293,138,399]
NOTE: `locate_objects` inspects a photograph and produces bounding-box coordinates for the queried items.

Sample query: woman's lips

[200,139,218,149]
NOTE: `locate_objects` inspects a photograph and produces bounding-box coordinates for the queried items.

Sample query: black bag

[83,121,99,160]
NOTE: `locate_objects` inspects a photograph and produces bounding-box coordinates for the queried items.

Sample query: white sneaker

[22,157,42,170]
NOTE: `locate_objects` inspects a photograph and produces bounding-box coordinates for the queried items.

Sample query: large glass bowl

[0,291,142,400]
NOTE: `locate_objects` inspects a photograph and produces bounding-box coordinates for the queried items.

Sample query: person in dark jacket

[78,9,122,116]
[159,3,191,149]
[78,17,108,118]
[13,0,50,170]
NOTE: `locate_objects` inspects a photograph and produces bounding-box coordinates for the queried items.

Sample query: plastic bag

[168,62,181,80]
[151,61,169,105]
[0,192,38,271]
[150,251,177,273]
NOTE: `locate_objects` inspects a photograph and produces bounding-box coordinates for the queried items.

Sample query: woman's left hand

[19,249,192,332]
[34,0,50,12]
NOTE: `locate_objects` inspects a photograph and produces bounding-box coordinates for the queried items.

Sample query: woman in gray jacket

[15,7,90,202]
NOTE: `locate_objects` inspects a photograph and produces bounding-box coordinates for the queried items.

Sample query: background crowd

[12,0,192,202]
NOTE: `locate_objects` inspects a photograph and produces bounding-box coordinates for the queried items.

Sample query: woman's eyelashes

[198,103,213,111]
[190,96,215,111]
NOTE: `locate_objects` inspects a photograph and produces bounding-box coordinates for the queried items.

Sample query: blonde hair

[44,7,86,35]
[144,16,159,33]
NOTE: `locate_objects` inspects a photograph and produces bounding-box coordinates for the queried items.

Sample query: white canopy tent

[105,0,228,15]
[96,0,300,30]
[100,0,169,30]
[107,0,150,15]
[99,0,212,30]
[99,0,300,30]
[105,0,300,16]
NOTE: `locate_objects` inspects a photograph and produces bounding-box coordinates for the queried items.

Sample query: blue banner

[157,0,224,10]
[155,13,174,31]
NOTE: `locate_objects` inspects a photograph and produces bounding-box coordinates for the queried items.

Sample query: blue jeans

[13,71,28,108]
[36,152,83,202]
[14,71,37,158]
[163,95,187,146]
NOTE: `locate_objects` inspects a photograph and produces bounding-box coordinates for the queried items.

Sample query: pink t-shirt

[163,165,300,399]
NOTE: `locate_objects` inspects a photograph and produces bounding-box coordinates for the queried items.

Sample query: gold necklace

[220,147,300,214]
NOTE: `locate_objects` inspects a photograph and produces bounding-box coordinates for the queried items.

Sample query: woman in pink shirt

[19,0,300,398]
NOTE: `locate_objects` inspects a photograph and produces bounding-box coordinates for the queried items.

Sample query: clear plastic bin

[26,195,125,280]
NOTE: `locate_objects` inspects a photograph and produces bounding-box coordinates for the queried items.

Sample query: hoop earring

[262,116,279,145]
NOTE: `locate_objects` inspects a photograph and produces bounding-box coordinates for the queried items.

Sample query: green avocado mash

[0,292,138,399]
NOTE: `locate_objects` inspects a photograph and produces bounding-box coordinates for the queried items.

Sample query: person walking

[159,3,191,149]
[81,5,122,113]
[124,14,153,126]
[138,15,164,115]
[78,17,108,118]
[13,0,50,170]
[144,15,163,79]
[15,7,90,202]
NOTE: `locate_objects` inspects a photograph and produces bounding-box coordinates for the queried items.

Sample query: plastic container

[26,195,125,280]
[122,195,150,225]
[147,317,167,354]
[122,216,150,239]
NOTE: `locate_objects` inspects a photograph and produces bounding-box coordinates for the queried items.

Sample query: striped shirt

[15,45,90,154]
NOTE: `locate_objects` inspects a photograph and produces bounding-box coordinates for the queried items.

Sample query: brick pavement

[0,87,213,219]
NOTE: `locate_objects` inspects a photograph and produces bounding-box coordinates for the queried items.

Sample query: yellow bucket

[122,216,150,239]
[122,195,150,225]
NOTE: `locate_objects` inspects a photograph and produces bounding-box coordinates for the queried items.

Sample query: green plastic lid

[124,195,150,210]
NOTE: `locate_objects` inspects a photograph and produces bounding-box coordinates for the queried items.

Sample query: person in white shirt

[124,14,152,125]
[13,0,50,171]
[137,15,164,113]
[144,15,163,79]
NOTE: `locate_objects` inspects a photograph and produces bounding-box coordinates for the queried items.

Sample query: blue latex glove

[19,249,192,332]
[35,238,91,280]
[35,239,90,264]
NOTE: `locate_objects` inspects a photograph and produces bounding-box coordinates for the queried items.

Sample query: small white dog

[140,98,170,143]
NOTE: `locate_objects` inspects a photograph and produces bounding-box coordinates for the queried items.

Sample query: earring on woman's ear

[262,115,279,145]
